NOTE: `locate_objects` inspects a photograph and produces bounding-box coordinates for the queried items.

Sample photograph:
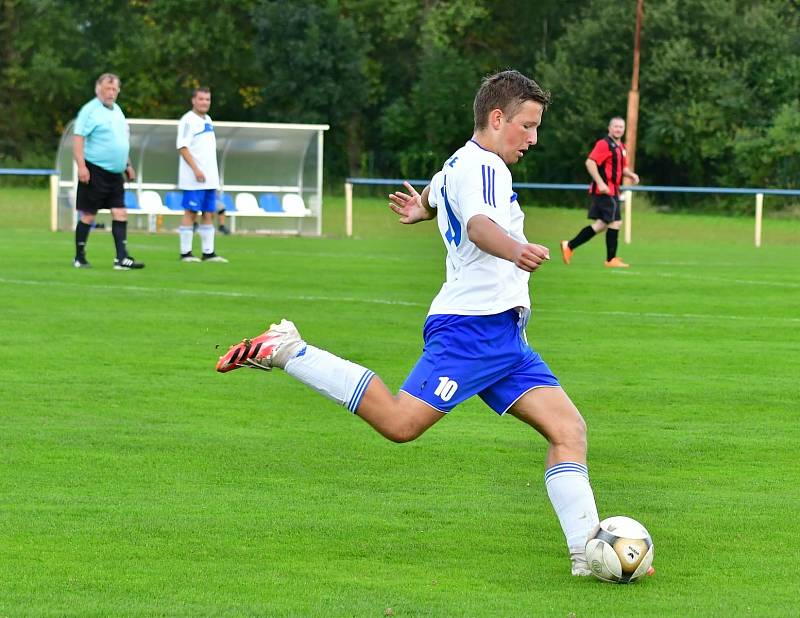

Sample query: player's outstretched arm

[388,181,435,224]
[467,215,550,272]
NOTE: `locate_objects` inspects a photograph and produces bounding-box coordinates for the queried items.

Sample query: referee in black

[73,73,144,270]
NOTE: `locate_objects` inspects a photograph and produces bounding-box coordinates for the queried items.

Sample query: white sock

[179,226,194,254]
[284,345,374,412]
[199,224,215,254]
[545,462,600,553]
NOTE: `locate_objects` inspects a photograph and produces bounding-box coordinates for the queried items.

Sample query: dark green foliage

[249,0,369,178]
[0,0,798,207]
[541,0,800,196]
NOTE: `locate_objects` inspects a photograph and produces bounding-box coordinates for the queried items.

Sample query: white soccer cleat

[216,319,305,373]
[571,550,592,576]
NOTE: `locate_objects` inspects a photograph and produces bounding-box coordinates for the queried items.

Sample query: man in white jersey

[215,70,599,576]
[177,87,227,263]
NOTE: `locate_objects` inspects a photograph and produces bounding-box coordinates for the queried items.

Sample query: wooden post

[755,193,763,248]
[625,0,644,172]
[49,174,59,232]
[623,189,633,244]
[345,182,353,237]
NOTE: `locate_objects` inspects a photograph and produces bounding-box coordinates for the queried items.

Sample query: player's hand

[389,181,429,224]
[194,169,206,182]
[125,164,136,182]
[512,242,550,272]
[629,172,640,185]
[78,165,90,184]
[597,181,611,195]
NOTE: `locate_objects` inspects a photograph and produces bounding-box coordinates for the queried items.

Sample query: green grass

[1,189,799,616]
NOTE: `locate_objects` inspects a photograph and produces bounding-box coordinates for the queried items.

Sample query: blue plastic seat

[259,193,283,212]
[164,191,184,211]
[124,191,140,210]
[217,193,235,212]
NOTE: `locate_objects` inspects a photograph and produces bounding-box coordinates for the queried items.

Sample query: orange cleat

[560,240,573,265]
[604,257,630,268]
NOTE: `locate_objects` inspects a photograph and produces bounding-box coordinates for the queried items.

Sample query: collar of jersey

[467,139,505,166]
[468,138,492,152]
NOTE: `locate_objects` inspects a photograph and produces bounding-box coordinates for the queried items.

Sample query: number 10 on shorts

[434,377,459,402]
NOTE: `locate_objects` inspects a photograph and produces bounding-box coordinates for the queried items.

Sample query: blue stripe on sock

[348,370,374,412]
[544,466,588,483]
[544,462,589,482]
[347,370,375,413]
[347,372,369,411]
[354,371,375,410]
[545,462,588,477]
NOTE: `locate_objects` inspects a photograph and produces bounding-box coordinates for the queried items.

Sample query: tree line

[1,0,798,201]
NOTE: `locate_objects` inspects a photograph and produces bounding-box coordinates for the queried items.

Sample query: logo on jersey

[193,122,214,137]
[441,177,461,247]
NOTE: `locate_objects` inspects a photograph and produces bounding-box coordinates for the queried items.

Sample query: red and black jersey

[588,136,628,197]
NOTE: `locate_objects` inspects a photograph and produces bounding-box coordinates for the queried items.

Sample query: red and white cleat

[216,319,304,373]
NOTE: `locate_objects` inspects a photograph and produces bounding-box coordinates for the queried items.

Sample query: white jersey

[176,111,219,190]
[426,139,530,316]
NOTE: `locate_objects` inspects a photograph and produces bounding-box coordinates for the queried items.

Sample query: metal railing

[1,168,60,231]
[345,178,800,247]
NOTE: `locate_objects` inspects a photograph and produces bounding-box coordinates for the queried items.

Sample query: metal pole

[316,130,324,236]
[71,160,78,231]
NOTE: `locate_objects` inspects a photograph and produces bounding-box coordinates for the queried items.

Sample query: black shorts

[587,194,621,223]
[76,161,125,213]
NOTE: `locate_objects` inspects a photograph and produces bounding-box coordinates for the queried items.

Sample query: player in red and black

[561,117,639,267]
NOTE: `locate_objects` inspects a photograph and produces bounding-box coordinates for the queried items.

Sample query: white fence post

[623,189,633,244]
[49,174,59,232]
[754,192,763,248]
[345,182,353,237]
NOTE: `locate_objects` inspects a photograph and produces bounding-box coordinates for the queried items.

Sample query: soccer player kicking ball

[216,70,600,576]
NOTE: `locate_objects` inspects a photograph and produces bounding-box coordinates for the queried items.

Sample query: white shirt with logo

[176,111,219,190]
[426,140,530,316]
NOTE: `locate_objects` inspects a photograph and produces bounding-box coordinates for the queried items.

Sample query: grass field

[1,188,798,616]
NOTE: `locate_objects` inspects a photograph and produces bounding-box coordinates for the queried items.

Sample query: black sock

[75,221,91,259]
[112,220,128,260]
[568,225,596,250]
[606,228,619,261]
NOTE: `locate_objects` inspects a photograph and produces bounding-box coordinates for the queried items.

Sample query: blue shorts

[400,309,560,415]
[182,189,217,213]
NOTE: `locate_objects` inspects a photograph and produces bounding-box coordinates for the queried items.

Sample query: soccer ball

[585,516,654,583]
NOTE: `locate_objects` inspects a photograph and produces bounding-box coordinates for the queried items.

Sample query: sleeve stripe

[481,165,497,208]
